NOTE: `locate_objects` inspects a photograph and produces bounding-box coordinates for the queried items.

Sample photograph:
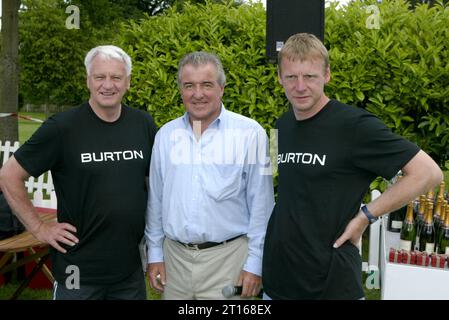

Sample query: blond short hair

[278,33,329,74]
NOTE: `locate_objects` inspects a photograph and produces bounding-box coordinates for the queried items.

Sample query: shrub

[120,0,449,167]
[119,0,282,130]
[19,0,95,106]
[325,0,449,167]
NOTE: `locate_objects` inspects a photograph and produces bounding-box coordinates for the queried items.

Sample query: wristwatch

[361,205,378,224]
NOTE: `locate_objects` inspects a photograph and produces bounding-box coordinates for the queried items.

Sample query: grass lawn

[0,271,378,300]
[0,282,53,300]
[18,112,47,145]
[0,275,161,300]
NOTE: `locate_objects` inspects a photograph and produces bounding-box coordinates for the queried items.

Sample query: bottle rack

[380,215,449,299]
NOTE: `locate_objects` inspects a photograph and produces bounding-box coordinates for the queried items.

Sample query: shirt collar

[182,104,226,130]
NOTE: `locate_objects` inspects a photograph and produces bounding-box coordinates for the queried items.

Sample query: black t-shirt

[262,100,420,299]
[14,103,157,285]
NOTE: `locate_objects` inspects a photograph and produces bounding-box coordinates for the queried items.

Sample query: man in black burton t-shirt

[261,33,443,299]
[0,45,157,300]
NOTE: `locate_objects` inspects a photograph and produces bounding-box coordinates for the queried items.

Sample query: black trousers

[53,267,147,300]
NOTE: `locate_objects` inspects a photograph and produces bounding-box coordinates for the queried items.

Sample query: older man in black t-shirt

[0,45,157,300]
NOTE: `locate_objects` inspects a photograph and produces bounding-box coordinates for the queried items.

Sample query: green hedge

[119,0,449,167]
[120,1,281,130]
[325,0,449,167]
[19,0,95,106]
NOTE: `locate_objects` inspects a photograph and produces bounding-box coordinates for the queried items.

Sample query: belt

[176,235,244,250]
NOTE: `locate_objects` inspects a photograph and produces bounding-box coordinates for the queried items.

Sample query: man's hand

[35,221,78,253]
[237,270,262,298]
[333,212,369,249]
[147,262,166,293]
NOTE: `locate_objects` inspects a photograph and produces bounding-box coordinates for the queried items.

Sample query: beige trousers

[162,236,248,300]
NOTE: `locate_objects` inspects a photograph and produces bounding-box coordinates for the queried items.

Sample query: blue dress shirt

[145,106,274,276]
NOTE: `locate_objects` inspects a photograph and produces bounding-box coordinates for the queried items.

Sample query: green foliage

[325,0,449,166]
[64,0,177,30]
[172,0,244,10]
[19,0,94,106]
[119,0,283,129]
[118,0,449,201]
[17,0,244,108]
[120,0,449,169]
[18,0,449,167]
[363,176,390,204]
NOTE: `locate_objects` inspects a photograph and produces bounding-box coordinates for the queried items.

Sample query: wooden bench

[1,140,57,299]
[0,210,56,299]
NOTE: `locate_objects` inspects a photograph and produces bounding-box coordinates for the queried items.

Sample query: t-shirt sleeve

[147,114,158,147]
[14,116,62,178]
[351,112,420,180]
[144,113,158,177]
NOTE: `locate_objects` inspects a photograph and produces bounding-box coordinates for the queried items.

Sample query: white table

[380,216,449,300]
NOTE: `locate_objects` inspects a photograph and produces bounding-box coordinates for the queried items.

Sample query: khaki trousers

[162,236,248,300]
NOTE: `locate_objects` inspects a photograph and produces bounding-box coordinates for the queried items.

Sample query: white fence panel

[1,140,56,209]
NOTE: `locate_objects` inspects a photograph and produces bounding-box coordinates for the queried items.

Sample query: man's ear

[324,66,331,84]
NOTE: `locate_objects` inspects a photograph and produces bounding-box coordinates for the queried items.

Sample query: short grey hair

[84,45,132,76]
[177,51,226,87]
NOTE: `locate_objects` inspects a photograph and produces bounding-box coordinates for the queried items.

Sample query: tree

[19,0,95,110]
[67,0,243,27]
[0,0,20,143]
[138,0,175,15]
[120,0,449,167]
[407,0,449,7]
[18,0,179,113]
[17,0,244,113]
[119,1,273,126]
[66,0,174,28]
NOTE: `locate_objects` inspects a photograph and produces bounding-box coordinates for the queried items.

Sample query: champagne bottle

[433,196,443,252]
[415,194,426,231]
[437,180,445,201]
[434,195,443,226]
[415,195,426,241]
[435,200,446,252]
[427,189,435,203]
[399,202,416,251]
[388,175,405,232]
[388,205,406,232]
[438,202,449,255]
[419,201,435,254]
[412,196,420,220]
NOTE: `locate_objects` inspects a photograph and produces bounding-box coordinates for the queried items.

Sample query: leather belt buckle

[185,243,201,250]
[177,234,244,250]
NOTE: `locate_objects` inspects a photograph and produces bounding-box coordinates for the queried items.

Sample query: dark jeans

[53,267,147,300]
